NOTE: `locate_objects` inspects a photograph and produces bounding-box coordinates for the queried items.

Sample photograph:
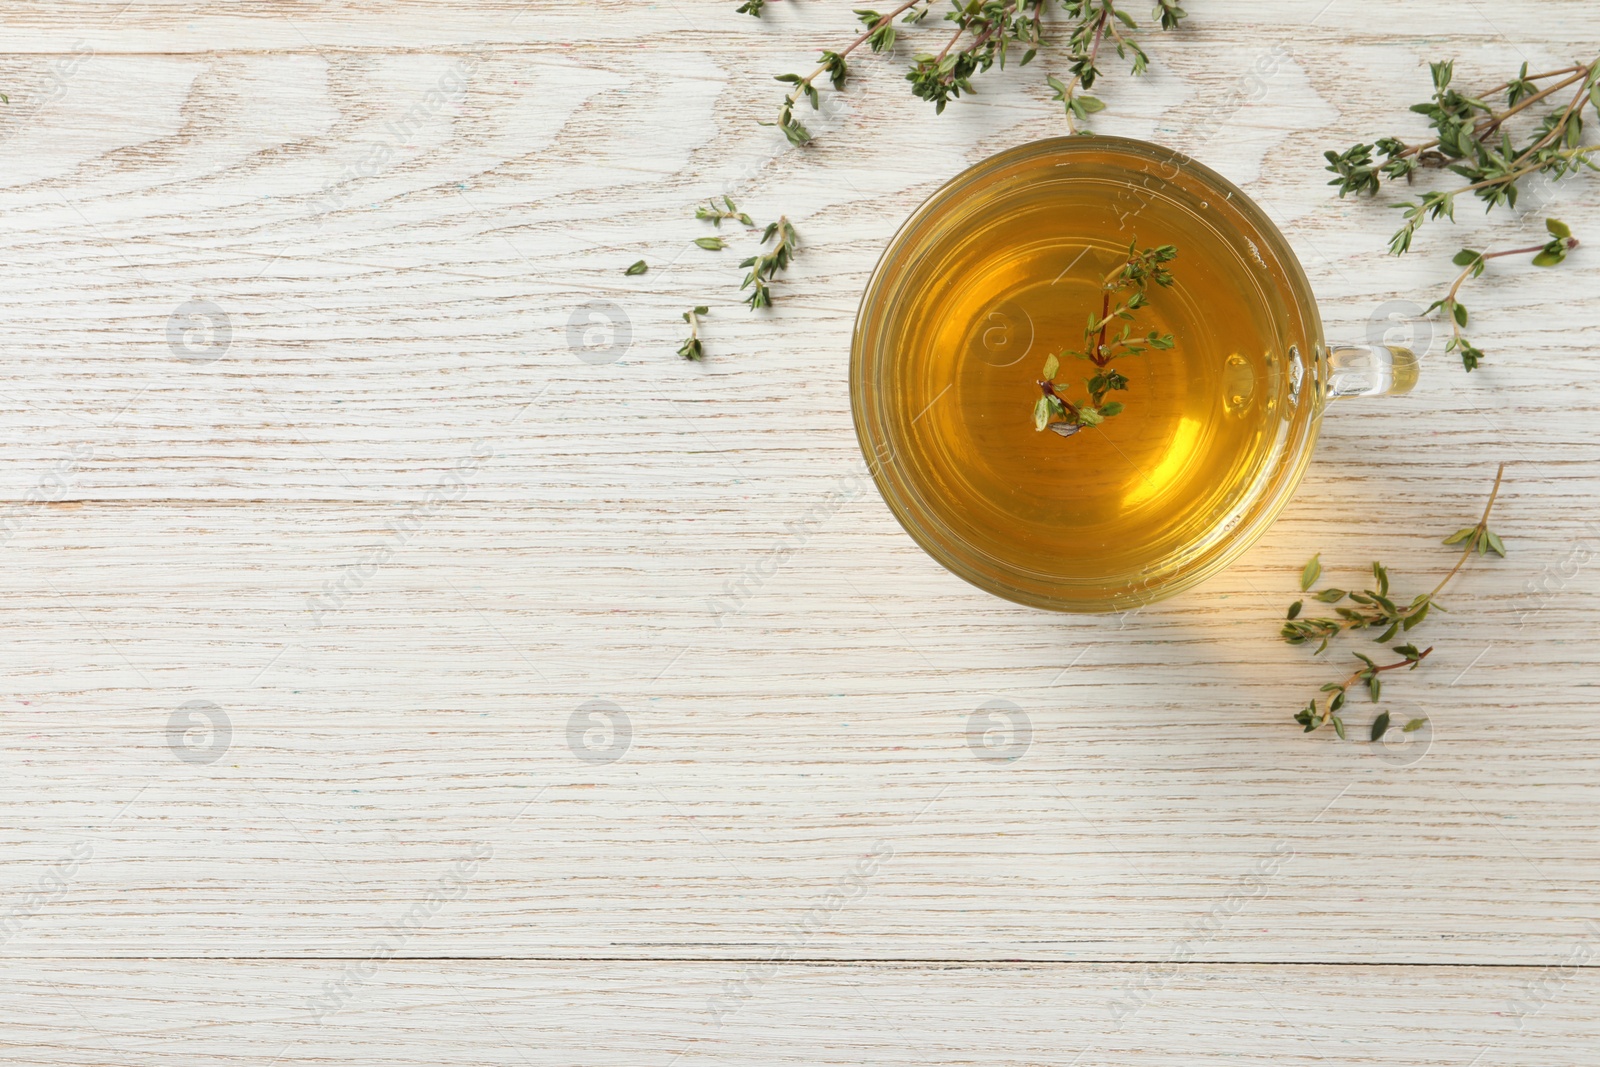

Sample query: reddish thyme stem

[1391,63,1591,161]
[1453,73,1600,198]
[789,0,924,104]
[1092,290,1112,365]
[1038,379,1081,418]
[1341,647,1433,690]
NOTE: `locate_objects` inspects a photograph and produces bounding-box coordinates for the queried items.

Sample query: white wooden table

[3,1,1599,1062]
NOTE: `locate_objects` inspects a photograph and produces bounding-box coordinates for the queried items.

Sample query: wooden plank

[3,959,1598,1065]
[0,501,1596,961]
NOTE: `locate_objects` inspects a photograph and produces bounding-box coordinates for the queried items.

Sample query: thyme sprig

[696,196,755,228]
[740,216,800,310]
[1032,241,1176,437]
[1297,643,1433,740]
[678,306,708,361]
[1324,58,1600,255]
[765,0,1183,146]
[1287,464,1508,737]
[904,0,1046,115]
[768,0,929,146]
[1049,0,1186,132]
[1425,218,1579,370]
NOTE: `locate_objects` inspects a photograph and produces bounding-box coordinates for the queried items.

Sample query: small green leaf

[1402,717,1427,733]
[1484,529,1506,557]
[1077,94,1106,113]
[1370,710,1391,741]
[694,237,725,251]
[1442,527,1476,545]
[1531,248,1564,267]
[1452,248,1480,266]
[624,259,648,276]
[1547,218,1571,240]
[1331,715,1346,740]
[1287,600,1303,620]
[1042,353,1060,379]
[1099,400,1124,417]
[1033,395,1050,432]
[1453,302,1468,326]
[1300,554,1322,592]
[1314,588,1346,603]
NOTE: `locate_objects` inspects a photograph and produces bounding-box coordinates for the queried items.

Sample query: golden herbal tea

[853,138,1323,611]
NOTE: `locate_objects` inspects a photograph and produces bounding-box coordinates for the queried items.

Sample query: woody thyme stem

[1428,461,1506,600]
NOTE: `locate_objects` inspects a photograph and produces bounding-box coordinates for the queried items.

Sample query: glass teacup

[851,136,1416,613]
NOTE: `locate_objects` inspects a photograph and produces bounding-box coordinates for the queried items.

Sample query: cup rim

[849,135,1327,613]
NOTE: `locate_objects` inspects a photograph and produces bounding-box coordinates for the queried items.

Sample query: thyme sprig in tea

[1324,58,1600,255]
[1032,240,1177,438]
[1287,463,1508,737]
[1425,218,1579,370]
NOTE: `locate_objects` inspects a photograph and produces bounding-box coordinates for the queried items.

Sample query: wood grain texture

[2,0,1599,1059]
[5,960,1600,1065]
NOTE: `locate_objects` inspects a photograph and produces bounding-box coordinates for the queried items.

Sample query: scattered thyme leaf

[624,259,648,276]
[694,236,727,251]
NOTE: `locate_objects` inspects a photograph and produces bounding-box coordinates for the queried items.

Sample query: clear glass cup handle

[1325,344,1419,399]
